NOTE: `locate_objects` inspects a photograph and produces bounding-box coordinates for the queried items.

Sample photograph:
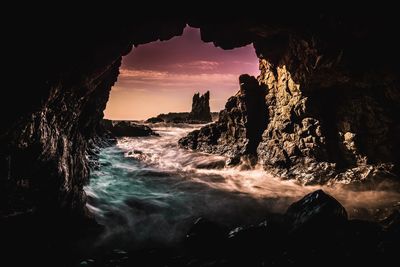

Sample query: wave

[85,124,400,248]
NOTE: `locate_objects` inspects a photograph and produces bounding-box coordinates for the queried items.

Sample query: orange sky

[104,26,259,120]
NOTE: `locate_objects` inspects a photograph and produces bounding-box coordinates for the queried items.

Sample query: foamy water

[85,124,400,248]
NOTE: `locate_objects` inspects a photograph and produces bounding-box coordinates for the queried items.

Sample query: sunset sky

[104,26,259,120]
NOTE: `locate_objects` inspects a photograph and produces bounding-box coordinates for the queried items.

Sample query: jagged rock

[146,93,215,124]
[101,120,158,137]
[181,38,399,184]
[2,14,400,264]
[188,91,212,122]
[179,74,268,164]
[285,190,348,233]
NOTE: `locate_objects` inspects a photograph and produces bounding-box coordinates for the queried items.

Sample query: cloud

[118,68,238,88]
[105,26,259,120]
[172,60,220,70]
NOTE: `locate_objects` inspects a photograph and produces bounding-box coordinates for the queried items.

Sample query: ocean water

[85,124,400,248]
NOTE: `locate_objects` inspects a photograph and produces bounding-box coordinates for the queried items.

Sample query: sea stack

[189,91,212,122]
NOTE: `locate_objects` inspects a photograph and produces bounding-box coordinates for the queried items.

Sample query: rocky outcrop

[147,111,219,124]
[101,119,158,137]
[255,36,400,184]
[2,12,400,234]
[285,190,348,233]
[180,190,399,266]
[147,112,191,123]
[188,91,212,122]
[181,30,400,184]
[179,74,268,165]
[146,92,214,124]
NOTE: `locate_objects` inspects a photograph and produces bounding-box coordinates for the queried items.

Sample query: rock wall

[255,35,400,184]
[181,31,400,184]
[179,75,268,166]
[2,12,399,222]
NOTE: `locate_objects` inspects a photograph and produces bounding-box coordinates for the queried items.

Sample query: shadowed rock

[285,189,348,233]
[179,74,268,164]
[189,91,212,122]
[102,120,158,137]
[146,92,214,124]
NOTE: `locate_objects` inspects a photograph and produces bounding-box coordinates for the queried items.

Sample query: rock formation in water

[1,12,399,247]
[189,91,212,122]
[101,119,158,137]
[146,91,214,123]
[179,75,268,166]
[180,27,400,184]
[181,190,399,266]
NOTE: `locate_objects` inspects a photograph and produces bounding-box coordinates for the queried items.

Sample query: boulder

[102,120,158,137]
[285,189,348,233]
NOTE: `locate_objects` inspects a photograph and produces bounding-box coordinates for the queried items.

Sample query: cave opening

[3,14,400,266]
[103,26,259,121]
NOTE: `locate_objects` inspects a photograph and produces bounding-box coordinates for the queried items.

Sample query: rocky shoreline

[180,62,400,185]
[78,190,399,266]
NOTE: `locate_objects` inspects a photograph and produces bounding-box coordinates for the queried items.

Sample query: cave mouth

[84,27,400,259]
[3,14,400,266]
[103,26,259,121]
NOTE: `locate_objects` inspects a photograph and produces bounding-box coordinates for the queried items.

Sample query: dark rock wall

[181,16,400,184]
[1,18,186,220]
[2,13,399,221]
[255,34,400,184]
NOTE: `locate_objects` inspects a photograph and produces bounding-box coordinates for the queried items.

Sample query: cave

[2,11,400,266]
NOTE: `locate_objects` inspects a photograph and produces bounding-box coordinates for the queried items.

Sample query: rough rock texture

[180,18,400,184]
[1,18,187,223]
[189,91,212,122]
[2,12,400,226]
[179,74,268,165]
[255,41,400,184]
[285,189,348,233]
[101,119,158,137]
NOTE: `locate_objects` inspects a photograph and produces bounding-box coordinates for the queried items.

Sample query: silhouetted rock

[285,189,348,233]
[145,117,164,123]
[189,91,212,122]
[146,92,214,124]
[179,74,268,164]
[102,120,158,137]
[3,13,400,264]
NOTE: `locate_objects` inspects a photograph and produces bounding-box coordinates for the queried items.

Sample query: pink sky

[104,26,259,120]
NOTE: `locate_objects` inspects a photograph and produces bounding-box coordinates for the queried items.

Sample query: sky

[104,26,259,120]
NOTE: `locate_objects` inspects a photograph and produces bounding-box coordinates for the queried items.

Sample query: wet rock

[185,217,228,256]
[285,190,348,233]
[103,120,158,137]
[194,159,226,169]
[227,221,269,254]
[179,74,268,164]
